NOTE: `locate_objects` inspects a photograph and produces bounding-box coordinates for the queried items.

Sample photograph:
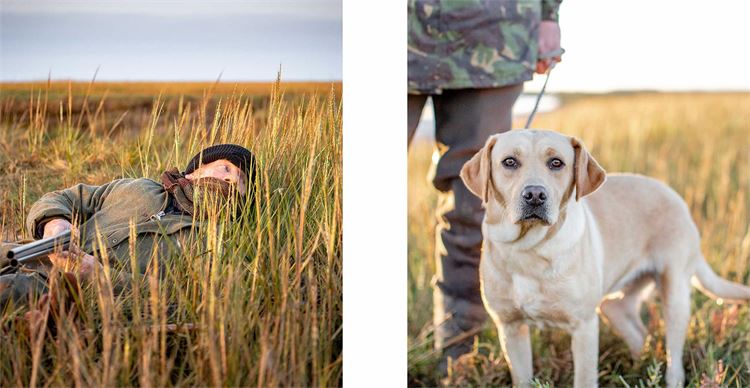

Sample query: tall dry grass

[408,93,750,386]
[0,80,340,98]
[0,79,342,385]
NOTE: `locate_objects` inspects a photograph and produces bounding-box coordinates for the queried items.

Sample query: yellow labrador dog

[460,129,750,388]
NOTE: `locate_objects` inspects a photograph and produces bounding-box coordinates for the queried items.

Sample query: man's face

[185,159,246,195]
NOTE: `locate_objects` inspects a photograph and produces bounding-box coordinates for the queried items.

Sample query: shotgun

[5,230,72,269]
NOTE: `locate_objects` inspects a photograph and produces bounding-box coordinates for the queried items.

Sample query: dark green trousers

[408,84,523,365]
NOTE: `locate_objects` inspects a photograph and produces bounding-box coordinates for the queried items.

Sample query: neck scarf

[160,168,235,217]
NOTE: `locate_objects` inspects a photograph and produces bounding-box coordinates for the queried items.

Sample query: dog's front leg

[498,321,533,387]
[571,317,599,388]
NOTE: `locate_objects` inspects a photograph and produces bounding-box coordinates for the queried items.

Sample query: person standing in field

[407,0,563,372]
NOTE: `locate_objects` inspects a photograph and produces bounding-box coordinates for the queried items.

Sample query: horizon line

[0,79,342,84]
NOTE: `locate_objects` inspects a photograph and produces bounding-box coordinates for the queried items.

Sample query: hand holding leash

[536,20,563,74]
[525,48,564,129]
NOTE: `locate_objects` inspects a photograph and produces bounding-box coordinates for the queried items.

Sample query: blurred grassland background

[408,93,750,386]
[0,80,342,386]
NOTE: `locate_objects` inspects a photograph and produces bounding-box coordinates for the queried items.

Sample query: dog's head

[460,130,606,229]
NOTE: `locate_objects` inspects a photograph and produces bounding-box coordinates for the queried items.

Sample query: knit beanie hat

[184,144,257,193]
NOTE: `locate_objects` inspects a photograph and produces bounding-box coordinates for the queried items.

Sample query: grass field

[408,93,750,386]
[0,79,342,385]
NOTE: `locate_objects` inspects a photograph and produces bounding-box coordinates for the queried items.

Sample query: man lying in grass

[0,144,256,314]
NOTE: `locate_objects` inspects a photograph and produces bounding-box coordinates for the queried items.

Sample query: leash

[524,48,564,129]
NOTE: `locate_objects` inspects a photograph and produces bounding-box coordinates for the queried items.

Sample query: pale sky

[0,0,342,81]
[527,0,750,92]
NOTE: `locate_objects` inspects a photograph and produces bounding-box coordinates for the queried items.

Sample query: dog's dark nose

[522,185,547,206]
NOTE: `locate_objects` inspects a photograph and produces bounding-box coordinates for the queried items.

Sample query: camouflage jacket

[26,178,199,278]
[408,0,562,94]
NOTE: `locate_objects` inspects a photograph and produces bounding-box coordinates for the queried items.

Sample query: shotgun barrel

[6,230,72,268]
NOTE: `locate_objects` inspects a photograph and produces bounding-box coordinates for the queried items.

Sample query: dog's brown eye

[548,158,564,170]
[502,157,519,169]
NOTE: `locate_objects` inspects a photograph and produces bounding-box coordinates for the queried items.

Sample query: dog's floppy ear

[460,136,498,203]
[571,137,606,201]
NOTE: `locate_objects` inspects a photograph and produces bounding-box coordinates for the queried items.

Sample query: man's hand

[43,218,101,280]
[43,218,72,239]
[49,250,101,280]
[536,21,562,74]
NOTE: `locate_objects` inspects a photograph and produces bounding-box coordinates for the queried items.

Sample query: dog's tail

[692,258,750,303]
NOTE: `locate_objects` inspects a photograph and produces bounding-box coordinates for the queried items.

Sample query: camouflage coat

[408,0,562,94]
